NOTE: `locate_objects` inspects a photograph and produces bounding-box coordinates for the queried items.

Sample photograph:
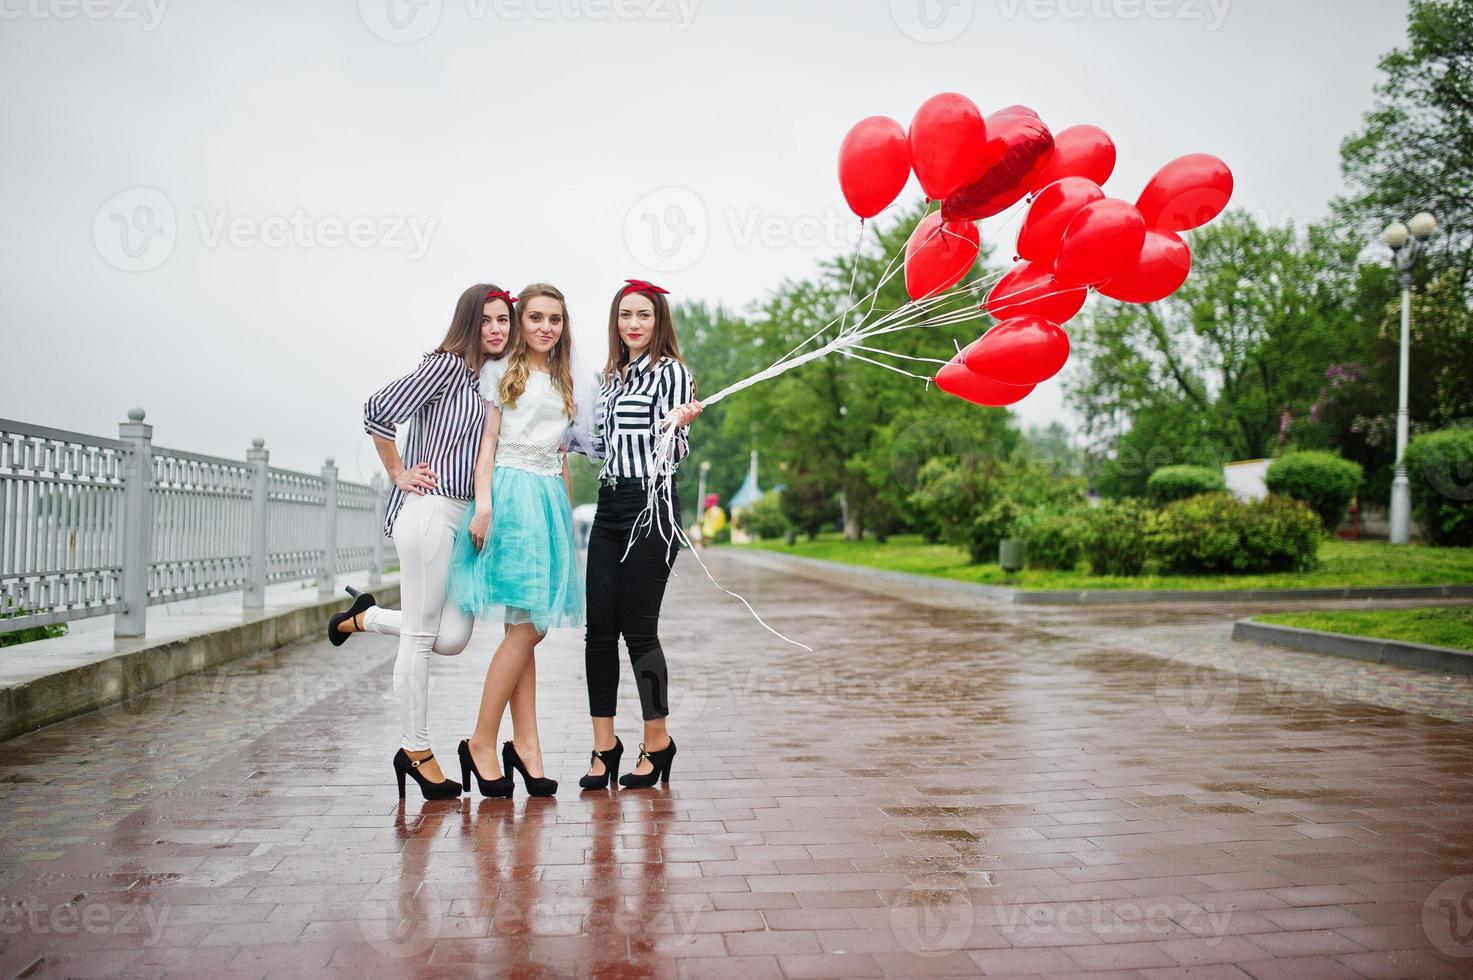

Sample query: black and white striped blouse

[364,351,486,536]
[593,352,695,482]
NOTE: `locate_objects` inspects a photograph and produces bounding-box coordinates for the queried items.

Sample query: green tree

[1337,0,1473,271]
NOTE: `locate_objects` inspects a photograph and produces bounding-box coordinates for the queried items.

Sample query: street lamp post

[1381,211,1437,545]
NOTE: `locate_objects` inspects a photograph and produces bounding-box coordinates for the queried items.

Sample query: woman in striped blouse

[329,283,515,800]
[579,279,703,790]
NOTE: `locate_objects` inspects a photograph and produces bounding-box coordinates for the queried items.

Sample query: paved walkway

[2,552,1472,978]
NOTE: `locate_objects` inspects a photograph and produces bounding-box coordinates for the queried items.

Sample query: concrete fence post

[370,472,385,587]
[244,438,269,612]
[115,408,153,639]
[319,458,338,599]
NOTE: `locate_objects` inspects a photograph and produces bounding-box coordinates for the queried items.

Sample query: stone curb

[720,547,1473,607]
[1231,618,1473,675]
[0,584,401,742]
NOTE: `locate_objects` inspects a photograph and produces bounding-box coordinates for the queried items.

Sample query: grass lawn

[738,533,1473,591]
[1255,608,1473,652]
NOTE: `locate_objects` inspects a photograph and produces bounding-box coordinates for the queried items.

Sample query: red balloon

[1135,153,1233,234]
[935,351,1034,406]
[1053,198,1147,287]
[1029,125,1116,191]
[1016,177,1105,267]
[908,93,989,201]
[986,259,1087,324]
[963,315,1070,386]
[838,116,912,220]
[904,210,980,301]
[1099,230,1192,304]
[941,106,1053,221]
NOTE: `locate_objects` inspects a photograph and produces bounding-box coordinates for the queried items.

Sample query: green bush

[1147,493,1320,574]
[736,490,790,540]
[1264,450,1363,531]
[1077,498,1155,576]
[1146,465,1226,504]
[1404,427,1473,546]
[1019,509,1083,571]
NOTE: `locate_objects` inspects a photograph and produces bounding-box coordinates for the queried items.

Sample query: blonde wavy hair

[498,282,576,420]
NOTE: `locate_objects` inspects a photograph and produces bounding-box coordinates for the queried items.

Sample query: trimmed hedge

[1404,428,1473,546]
[1146,465,1227,505]
[1265,450,1362,531]
[1019,511,1083,571]
[1146,493,1321,574]
[1077,499,1155,576]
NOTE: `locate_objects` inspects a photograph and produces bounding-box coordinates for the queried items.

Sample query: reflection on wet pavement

[1,551,1471,977]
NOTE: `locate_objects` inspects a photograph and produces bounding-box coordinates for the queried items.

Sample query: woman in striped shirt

[579,279,703,790]
[329,283,515,800]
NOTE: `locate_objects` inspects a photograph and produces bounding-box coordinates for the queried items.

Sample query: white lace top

[480,361,571,477]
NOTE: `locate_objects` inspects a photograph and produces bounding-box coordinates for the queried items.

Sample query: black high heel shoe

[578,736,624,790]
[328,586,377,647]
[459,740,513,798]
[502,741,557,796]
[393,748,462,800]
[619,737,676,788]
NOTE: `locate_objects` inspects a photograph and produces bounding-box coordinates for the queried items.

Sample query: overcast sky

[1,0,1409,484]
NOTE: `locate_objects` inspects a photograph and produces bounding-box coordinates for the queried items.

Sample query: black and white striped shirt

[593,352,695,481]
[364,351,486,536]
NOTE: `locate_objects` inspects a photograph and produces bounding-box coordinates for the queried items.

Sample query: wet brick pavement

[2,551,1472,978]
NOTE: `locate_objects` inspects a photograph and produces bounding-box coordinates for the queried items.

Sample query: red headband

[485,289,518,304]
[621,278,669,297]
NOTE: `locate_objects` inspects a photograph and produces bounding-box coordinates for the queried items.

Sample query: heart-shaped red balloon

[1136,153,1233,235]
[1016,177,1105,267]
[1053,198,1147,287]
[904,210,980,301]
[908,93,989,202]
[986,260,1087,324]
[936,349,1034,406]
[838,116,912,220]
[941,106,1053,221]
[1029,124,1116,191]
[963,315,1071,386]
[1099,230,1192,304]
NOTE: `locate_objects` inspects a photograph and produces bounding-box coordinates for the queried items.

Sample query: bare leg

[465,622,542,779]
[508,653,548,779]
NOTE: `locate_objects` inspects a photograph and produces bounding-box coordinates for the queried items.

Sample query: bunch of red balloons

[837,92,1233,407]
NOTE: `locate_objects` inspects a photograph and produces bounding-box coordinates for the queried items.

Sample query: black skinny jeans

[585,482,680,720]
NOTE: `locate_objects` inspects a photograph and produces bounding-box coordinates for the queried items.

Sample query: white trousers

[361,493,475,750]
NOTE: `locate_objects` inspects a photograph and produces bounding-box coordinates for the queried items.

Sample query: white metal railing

[1,410,387,637]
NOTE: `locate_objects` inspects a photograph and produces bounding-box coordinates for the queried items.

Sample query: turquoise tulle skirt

[446,466,584,633]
